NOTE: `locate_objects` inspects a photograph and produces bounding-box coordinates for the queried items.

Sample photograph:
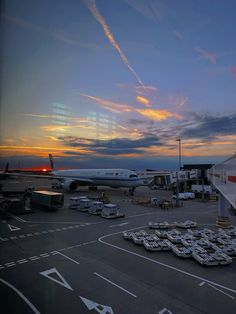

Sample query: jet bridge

[208,153,236,226]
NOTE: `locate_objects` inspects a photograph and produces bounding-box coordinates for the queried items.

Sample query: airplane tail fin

[49,154,56,171]
[4,162,9,173]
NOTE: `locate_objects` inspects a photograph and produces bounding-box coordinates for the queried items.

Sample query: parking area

[1,178,236,313]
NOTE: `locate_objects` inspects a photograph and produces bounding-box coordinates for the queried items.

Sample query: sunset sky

[1,0,236,170]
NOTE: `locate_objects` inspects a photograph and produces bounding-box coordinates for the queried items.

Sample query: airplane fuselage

[52,168,142,188]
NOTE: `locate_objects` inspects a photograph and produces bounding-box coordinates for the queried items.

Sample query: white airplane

[8,154,143,194]
[48,154,143,194]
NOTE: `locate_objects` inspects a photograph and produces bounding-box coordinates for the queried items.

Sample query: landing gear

[129,187,135,196]
[89,186,98,191]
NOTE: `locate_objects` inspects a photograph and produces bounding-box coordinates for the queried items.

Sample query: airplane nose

[137,179,144,186]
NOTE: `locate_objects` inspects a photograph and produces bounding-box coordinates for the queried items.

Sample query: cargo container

[30,190,64,211]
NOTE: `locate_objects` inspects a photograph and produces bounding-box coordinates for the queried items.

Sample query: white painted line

[17,259,27,263]
[127,212,157,219]
[55,228,61,231]
[17,259,28,264]
[29,257,40,261]
[5,262,16,267]
[0,278,41,314]
[19,235,26,238]
[10,236,17,240]
[40,253,50,258]
[13,216,26,223]
[94,272,137,298]
[74,241,93,247]
[199,282,205,286]
[55,251,80,265]
[98,229,236,295]
[67,246,75,250]
[207,283,235,300]
[41,231,48,234]
[23,220,90,224]
[50,251,59,255]
[62,227,67,230]
[34,232,41,235]
[27,233,33,237]
[109,222,129,228]
[0,266,5,270]
[48,230,54,232]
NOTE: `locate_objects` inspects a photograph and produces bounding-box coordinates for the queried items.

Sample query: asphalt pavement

[0,178,236,314]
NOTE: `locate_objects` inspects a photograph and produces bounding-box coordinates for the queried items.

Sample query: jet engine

[63,180,78,191]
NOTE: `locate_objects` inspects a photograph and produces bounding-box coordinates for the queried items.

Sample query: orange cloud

[136,109,182,121]
[136,96,150,106]
[80,93,133,113]
[41,125,72,132]
[85,0,144,86]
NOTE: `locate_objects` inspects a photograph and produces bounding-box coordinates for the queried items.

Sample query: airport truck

[30,190,64,211]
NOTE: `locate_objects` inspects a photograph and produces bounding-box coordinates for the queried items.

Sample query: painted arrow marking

[80,296,114,314]
[8,224,21,231]
[40,268,73,291]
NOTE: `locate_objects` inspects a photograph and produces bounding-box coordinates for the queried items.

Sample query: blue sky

[0,0,236,170]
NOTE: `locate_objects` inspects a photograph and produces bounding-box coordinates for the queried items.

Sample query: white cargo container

[191,184,212,193]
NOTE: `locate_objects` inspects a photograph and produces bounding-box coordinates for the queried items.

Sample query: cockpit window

[129,174,138,178]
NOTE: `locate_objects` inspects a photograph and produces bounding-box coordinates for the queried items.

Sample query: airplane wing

[4,172,94,185]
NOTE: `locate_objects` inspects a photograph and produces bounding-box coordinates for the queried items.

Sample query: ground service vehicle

[30,190,64,211]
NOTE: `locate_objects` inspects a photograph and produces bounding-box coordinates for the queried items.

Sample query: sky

[0,0,236,170]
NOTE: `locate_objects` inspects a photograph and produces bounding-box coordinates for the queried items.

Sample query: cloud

[173,31,183,40]
[159,94,188,109]
[135,85,158,96]
[229,65,236,79]
[195,47,217,64]
[137,109,182,121]
[84,0,144,86]
[22,113,89,123]
[180,114,236,139]
[81,93,183,122]
[80,93,133,113]
[3,14,100,50]
[136,96,150,106]
[124,0,161,22]
[58,135,163,156]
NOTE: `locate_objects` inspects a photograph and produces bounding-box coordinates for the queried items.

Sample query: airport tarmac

[0,177,236,314]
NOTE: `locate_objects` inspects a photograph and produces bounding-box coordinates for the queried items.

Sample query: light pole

[176,137,181,170]
[175,137,181,207]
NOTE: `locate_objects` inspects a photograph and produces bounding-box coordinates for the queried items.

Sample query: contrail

[85,0,144,86]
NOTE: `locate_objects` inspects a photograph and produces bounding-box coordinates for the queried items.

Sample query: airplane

[6,154,143,195]
[48,154,143,194]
